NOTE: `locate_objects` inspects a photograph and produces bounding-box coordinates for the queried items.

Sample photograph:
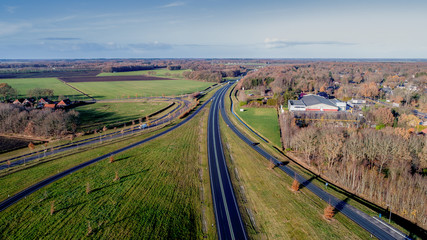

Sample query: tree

[324,204,335,219]
[0,83,17,100]
[292,178,300,191]
[50,201,55,215]
[114,171,120,182]
[398,114,420,129]
[358,82,379,98]
[374,108,394,126]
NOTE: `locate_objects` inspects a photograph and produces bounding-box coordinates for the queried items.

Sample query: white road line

[372,217,408,239]
[212,95,235,240]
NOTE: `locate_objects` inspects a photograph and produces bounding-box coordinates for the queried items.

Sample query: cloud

[39,37,81,41]
[264,38,354,48]
[161,1,185,8]
[0,22,31,36]
[6,6,17,14]
[129,41,173,51]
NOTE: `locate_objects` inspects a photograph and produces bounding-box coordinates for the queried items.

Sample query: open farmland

[75,101,170,131]
[0,110,207,239]
[60,75,173,82]
[0,78,86,100]
[97,68,190,78]
[0,71,100,79]
[68,80,214,100]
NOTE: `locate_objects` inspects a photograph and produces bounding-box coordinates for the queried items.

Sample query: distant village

[11,97,74,109]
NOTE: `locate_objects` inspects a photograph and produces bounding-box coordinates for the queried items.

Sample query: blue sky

[1,0,426,59]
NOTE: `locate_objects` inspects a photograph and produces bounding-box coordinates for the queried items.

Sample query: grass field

[75,101,170,131]
[0,78,85,100]
[220,119,372,239]
[97,68,190,78]
[235,107,281,147]
[0,109,208,239]
[68,80,213,100]
[222,92,371,239]
[228,87,420,238]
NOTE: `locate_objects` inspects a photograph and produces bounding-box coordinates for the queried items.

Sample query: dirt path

[58,78,96,102]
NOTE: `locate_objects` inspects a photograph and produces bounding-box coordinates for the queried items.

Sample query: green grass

[235,107,281,147]
[75,101,170,131]
[220,118,371,239]
[97,68,191,78]
[68,80,213,100]
[228,87,421,239]
[0,78,85,100]
[221,91,371,239]
[0,109,207,239]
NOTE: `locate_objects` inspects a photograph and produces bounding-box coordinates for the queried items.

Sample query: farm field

[75,101,170,131]
[68,80,213,100]
[97,68,190,78]
[0,110,207,239]
[235,107,281,147]
[219,117,372,239]
[60,75,173,82]
[0,78,86,100]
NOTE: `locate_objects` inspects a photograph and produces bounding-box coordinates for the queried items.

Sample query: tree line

[280,112,427,227]
[0,103,78,138]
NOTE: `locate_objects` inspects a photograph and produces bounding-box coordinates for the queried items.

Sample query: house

[57,99,72,108]
[22,98,35,107]
[38,98,54,108]
[44,103,56,109]
[13,99,23,105]
[288,94,345,112]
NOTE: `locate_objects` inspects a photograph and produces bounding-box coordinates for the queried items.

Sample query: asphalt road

[0,87,221,212]
[208,84,248,240]
[220,84,410,240]
[0,97,188,170]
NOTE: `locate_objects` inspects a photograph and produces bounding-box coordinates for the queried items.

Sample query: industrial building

[288,94,346,112]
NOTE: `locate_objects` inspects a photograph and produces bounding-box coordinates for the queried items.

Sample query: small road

[0,86,223,212]
[221,83,410,240]
[0,97,188,170]
[208,84,248,240]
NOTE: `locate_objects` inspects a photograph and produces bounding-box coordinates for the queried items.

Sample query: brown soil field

[0,71,100,79]
[60,75,174,82]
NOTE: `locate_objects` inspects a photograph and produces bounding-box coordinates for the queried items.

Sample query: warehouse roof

[301,94,336,107]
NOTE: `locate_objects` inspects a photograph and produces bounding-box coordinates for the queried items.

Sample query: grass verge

[219,115,372,239]
[0,106,209,239]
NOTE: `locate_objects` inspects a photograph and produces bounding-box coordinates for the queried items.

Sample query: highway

[207,84,248,240]
[220,83,410,240]
[0,86,221,212]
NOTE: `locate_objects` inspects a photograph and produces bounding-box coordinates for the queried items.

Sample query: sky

[1,0,426,59]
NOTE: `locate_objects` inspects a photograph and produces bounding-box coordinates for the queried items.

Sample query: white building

[288,94,346,112]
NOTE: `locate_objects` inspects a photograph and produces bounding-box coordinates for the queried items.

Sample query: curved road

[0,86,222,212]
[220,83,410,240]
[208,84,248,240]
[0,97,189,170]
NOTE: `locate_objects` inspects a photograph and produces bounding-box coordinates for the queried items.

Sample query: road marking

[211,95,235,240]
[372,217,409,239]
